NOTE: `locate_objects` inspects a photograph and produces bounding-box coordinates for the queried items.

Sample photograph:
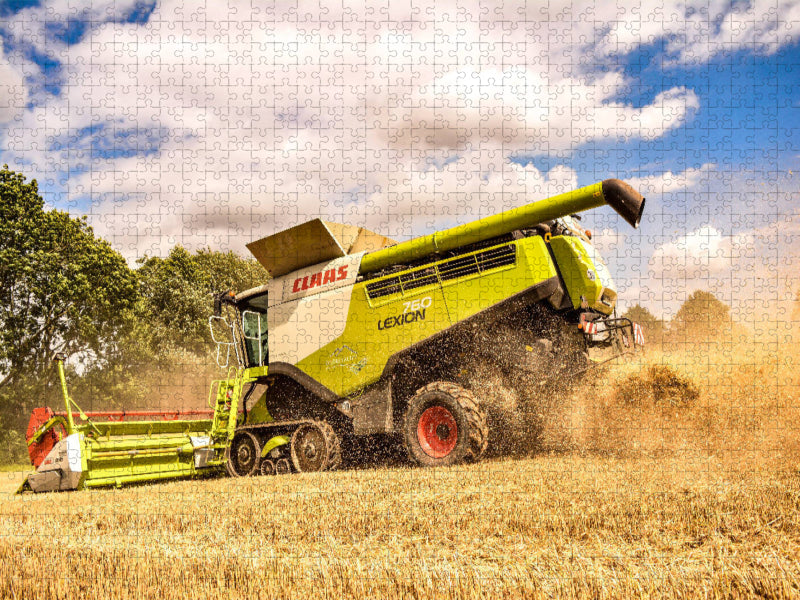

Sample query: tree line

[622,291,734,349]
[0,166,268,461]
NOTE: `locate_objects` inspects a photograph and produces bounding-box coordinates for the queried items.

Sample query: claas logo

[292,266,349,293]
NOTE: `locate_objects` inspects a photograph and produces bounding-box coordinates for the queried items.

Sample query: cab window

[241,293,269,366]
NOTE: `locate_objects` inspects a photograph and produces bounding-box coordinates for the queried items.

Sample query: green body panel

[245,366,270,378]
[261,435,289,457]
[83,466,202,489]
[295,282,451,396]
[293,236,559,397]
[84,419,213,439]
[246,396,273,424]
[439,236,556,323]
[52,420,216,490]
[76,427,224,490]
[549,236,614,314]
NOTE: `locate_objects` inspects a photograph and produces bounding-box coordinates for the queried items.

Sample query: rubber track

[315,420,342,472]
[409,381,489,462]
[233,419,342,473]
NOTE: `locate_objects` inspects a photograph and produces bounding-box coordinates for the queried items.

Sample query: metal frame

[209,315,243,368]
[580,315,642,352]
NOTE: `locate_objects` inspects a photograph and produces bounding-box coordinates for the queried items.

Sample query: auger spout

[359,178,645,274]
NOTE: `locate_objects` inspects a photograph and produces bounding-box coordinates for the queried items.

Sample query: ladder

[209,367,246,454]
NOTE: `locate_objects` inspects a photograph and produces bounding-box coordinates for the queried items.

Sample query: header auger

[20,178,645,492]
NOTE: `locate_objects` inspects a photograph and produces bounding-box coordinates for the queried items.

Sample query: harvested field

[1,455,798,599]
[1,343,799,599]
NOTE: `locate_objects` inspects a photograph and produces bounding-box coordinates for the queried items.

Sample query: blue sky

[0,0,798,322]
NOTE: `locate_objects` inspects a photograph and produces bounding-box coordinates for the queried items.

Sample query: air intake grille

[365,243,516,301]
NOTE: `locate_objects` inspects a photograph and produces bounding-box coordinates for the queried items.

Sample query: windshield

[241,294,269,366]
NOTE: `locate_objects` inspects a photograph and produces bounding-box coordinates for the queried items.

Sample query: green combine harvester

[19,179,645,493]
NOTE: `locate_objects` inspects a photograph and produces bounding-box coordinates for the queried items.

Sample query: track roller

[226,431,261,477]
[290,421,341,473]
[275,458,291,475]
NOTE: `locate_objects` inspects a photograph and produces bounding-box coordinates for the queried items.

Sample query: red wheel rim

[417,406,458,458]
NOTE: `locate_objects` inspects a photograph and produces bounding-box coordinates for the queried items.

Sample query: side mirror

[213,290,236,316]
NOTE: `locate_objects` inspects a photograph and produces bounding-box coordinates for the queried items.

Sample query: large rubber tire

[290,421,342,473]
[226,431,261,477]
[403,381,489,467]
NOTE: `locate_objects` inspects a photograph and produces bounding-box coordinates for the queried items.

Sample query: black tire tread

[225,431,261,477]
[231,420,341,476]
[317,420,342,472]
[403,381,488,465]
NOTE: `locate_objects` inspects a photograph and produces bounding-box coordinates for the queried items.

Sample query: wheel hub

[237,444,253,463]
[303,442,318,460]
[417,406,458,458]
[227,431,261,477]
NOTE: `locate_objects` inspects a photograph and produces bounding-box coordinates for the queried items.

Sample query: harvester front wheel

[403,382,488,467]
[290,421,342,473]
[226,431,261,477]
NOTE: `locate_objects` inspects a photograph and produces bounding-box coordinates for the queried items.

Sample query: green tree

[0,166,138,391]
[194,247,269,300]
[670,290,731,344]
[0,166,138,461]
[622,304,664,346]
[136,246,211,350]
[134,246,269,353]
[71,248,269,417]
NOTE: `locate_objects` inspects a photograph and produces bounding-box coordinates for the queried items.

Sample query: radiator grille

[365,243,516,301]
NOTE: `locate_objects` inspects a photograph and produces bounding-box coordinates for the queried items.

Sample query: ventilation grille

[365,244,516,301]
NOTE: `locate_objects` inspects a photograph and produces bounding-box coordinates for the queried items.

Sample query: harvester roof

[246,219,397,278]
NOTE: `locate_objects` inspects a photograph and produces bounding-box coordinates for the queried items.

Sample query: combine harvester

[19,179,645,493]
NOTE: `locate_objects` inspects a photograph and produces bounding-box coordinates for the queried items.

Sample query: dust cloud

[469,324,800,471]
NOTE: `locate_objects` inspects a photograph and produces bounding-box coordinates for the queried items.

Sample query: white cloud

[598,0,800,62]
[590,228,627,257]
[1,0,796,262]
[0,0,707,258]
[86,154,581,258]
[645,216,800,326]
[0,39,25,125]
[628,163,715,196]
[649,225,754,282]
